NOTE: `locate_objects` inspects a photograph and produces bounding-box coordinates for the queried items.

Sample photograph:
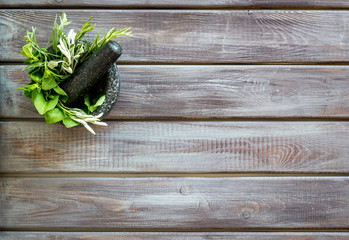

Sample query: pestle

[61,41,122,107]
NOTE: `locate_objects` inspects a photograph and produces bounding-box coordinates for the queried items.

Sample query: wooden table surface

[1,1,349,239]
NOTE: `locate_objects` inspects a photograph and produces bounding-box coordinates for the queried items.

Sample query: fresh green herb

[19,12,132,134]
[84,94,106,114]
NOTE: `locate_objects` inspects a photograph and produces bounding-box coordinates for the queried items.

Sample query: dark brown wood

[1,177,349,229]
[1,10,349,63]
[2,65,349,119]
[1,232,349,239]
[1,121,349,173]
[2,0,349,9]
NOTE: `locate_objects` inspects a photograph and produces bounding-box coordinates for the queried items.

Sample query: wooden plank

[2,0,349,9]
[1,121,349,173]
[1,10,349,63]
[1,232,349,240]
[1,177,349,229]
[2,65,349,119]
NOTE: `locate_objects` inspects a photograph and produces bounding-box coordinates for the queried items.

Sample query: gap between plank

[4,62,349,66]
[1,118,349,122]
[1,173,349,177]
[0,228,349,232]
[2,7,349,10]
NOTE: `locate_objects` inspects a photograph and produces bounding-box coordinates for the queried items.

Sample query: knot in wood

[242,211,251,219]
[179,186,189,195]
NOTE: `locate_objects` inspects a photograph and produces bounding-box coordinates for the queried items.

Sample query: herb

[84,94,106,114]
[19,12,132,134]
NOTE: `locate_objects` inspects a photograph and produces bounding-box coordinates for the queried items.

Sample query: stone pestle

[61,41,122,107]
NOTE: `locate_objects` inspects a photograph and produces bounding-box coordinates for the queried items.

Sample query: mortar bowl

[75,63,120,120]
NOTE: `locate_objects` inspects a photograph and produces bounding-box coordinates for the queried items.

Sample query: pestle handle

[61,41,122,107]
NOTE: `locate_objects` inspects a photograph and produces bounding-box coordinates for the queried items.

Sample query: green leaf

[62,116,80,128]
[57,74,71,80]
[53,86,68,102]
[21,42,35,59]
[47,16,57,49]
[53,86,67,96]
[23,58,34,65]
[84,94,91,108]
[32,89,47,115]
[44,66,70,81]
[45,108,64,124]
[75,16,95,42]
[33,50,40,58]
[18,82,36,91]
[23,62,44,70]
[28,67,44,82]
[30,27,38,45]
[42,77,58,90]
[45,95,59,112]
[24,90,33,98]
[90,94,105,113]
[19,82,39,98]
[51,29,58,53]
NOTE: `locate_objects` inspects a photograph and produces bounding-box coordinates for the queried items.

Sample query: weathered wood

[1,121,349,173]
[2,65,349,119]
[2,0,349,9]
[1,177,349,229]
[1,232,349,240]
[2,10,349,63]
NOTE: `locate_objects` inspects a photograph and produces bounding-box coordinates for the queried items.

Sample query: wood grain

[1,177,349,229]
[1,121,349,173]
[2,65,349,119]
[1,232,349,240]
[2,0,349,9]
[2,10,349,63]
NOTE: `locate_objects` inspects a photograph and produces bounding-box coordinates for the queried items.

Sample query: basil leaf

[84,94,91,107]
[24,90,33,98]
[45,108,64,124]
[53,86,67,96]
[32,89,47,115]
[62,116,80,128]
[90,94,105,113]
[60,95,68,103]
[45,95,59,112]
[42,77,58,90]
[18,81,39,98]
[28,67,44,83]
[24,84,39,98]
[53,86,69,102]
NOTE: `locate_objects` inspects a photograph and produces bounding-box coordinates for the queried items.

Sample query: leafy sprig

[19,12,132,134]
[80,26,132,62]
